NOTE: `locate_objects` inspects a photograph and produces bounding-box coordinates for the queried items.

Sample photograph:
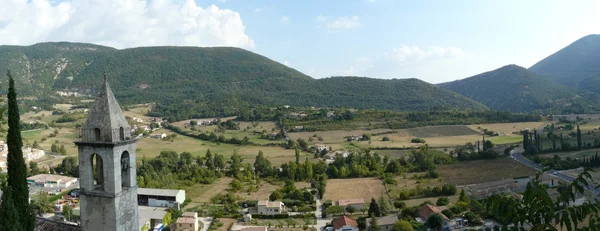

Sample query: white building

[332,216,359,231]
[257,200,285,215]
[138,188,186,208]
[27,174,78,188]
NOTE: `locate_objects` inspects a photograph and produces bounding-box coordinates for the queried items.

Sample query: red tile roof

[418,204,448,221]
[333,216,358,230]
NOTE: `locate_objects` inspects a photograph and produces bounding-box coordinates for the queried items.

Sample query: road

[314,194,327,231]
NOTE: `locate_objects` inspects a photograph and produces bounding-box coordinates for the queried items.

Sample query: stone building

[74,73,139,231]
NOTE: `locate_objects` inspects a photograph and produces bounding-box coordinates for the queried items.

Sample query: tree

[63,204,73,222]
[0,71,35,231]
[458,189,468,203]
[368,198,381,217]
[346,206,356,214]
[484,169,600,230]
[30,192,53,215]
[378,195,390,216]
[324,205,344,216]
[295,147,300,164]
[59,145,67,155]
[368,216,380,231]
[51,143,58,153]
[392,220,414,231]
[269,191,283,201]
[436,197,449,206]
[426,213,444,231]
[230,179,243,192]
[577,125,582,150]
[32,140,40,149]
[29,162,40,176]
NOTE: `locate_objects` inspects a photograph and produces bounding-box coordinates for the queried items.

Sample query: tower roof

[82,73,130,139]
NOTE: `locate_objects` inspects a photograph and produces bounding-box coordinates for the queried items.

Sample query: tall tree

[368,198,381,217]
[0,72,35,231]
[577,125,582,150]
[522,130,529,151]
[295,146,300,164]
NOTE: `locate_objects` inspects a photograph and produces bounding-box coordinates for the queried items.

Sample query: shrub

[441,209,454,219]
[436,197,449,206]
[382,136,391,141]
[393,201,406,209]
[411,138,426,143]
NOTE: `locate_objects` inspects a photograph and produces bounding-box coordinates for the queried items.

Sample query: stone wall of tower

[77,141,138,231]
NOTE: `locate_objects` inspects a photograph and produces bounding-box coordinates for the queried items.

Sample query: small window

[119,127,125,141]
[94,128,101,141]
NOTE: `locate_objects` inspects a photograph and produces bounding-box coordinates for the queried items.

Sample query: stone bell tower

[74,73,139,231]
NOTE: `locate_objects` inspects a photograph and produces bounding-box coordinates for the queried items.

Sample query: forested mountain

[529,34,600,92]
[0,42,488,119]
[439,65,598,113]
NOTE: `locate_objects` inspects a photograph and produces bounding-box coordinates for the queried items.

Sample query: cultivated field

[323,177,386,202]
[467,122,545,135]
[437,158,537,185]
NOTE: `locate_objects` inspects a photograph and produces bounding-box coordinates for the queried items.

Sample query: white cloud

[254,8,261,13]
[280,16,290,24]
[0,0,255,49]
[283,61,290,66]
[324,16,361,31]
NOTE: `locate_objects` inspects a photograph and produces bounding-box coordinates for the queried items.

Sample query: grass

[437,157,537,185]
[488,135,523,144]
[323,177,387,202]
[187,177,312,204]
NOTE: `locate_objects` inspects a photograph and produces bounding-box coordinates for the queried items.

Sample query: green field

[488,135,522,144]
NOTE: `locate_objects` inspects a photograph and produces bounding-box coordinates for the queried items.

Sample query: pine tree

[368,198,380,217]
[295,146,300,164]
[0,72,35,231]
[32,140,40,149]
[59,145,67,155]
[577,125,582,150]
[458,189,468,202]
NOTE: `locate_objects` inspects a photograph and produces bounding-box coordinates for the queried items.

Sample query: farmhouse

[332,216,359,231]
[418,204,448,221]
[256,200,285,215]
[138,188,186,208]
[294,126,304,131]
[366,215,399,231]
[314,144,328,153]
[336,198,364,210]
[174,212,199,231]
[465,178,519,199]
[27,174,78,188]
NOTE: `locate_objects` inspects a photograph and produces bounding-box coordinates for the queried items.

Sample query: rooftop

[35,217,80,231]
[28,174,77,183]
[138,188,184,197]
[418,204,449,221]
[374,215,399,226]
[176,217,196,224]
[257,200,283,208]
[138,206,168,230]
[182,212,198,218]
[333,216,358,230]
[241,227,268,231]
[337,198,364,206]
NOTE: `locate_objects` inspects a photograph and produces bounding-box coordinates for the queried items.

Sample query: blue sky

[1,0,598,83]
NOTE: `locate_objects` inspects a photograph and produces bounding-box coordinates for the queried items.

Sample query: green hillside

[529,34,600,92]
[439,65,598,113]
[0,42,487,120]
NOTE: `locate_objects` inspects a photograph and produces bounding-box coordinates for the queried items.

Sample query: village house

[138,188,186,208]
[314,144,328,153]
[366,215,399,231]
[23,147,46,161]
[27,174,78,188]
[256,200,285,215]
[174,212,200,231]
[294,126,304,131]
[336,198,365,210]
[327,111,335,118]
[465,178,519,199]
[150,133,168,139]
[132,116,144,123]
[418,204,450,228]
[332,216,359,231]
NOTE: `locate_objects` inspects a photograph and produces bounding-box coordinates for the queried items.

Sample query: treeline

[165,124,252,145]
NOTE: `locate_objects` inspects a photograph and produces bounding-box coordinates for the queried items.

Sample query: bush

[411,138,426,143]
[251,214,290,219]
[464,212,482,225]
[382,136,390,141]
[450,201,469,214]
[436,197,449,206]
[393,201,406,209]
[401,206,419,218]
[441,209,454,219]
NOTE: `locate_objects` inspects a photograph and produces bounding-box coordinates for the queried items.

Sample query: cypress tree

[522,131,529,152]
[577,125,582,150]
[0,71,35,231]
[295,146,300,164]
